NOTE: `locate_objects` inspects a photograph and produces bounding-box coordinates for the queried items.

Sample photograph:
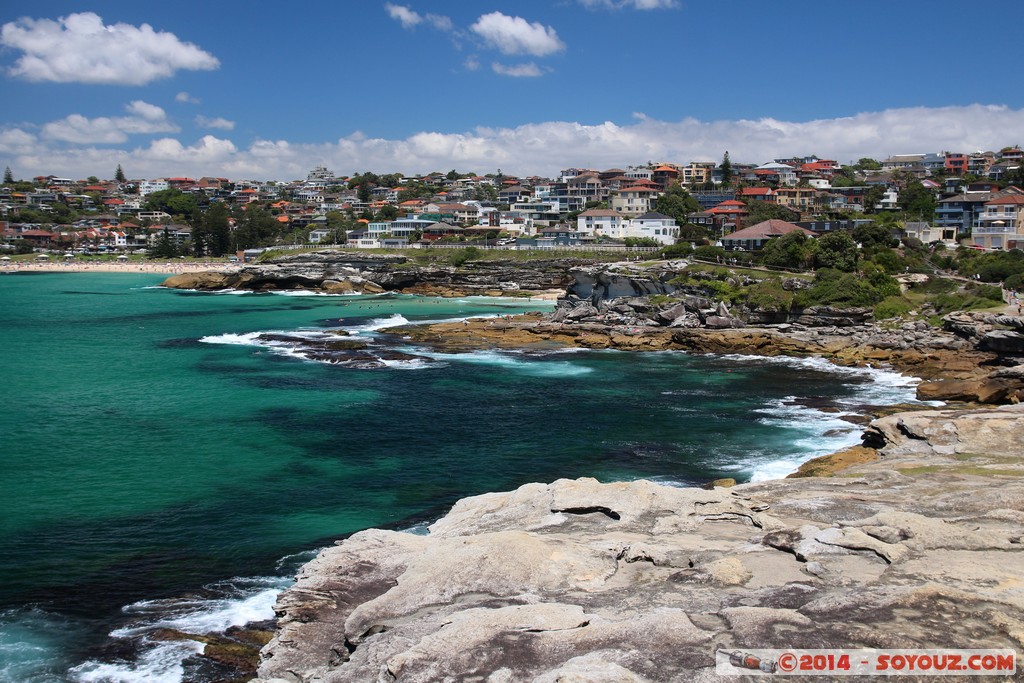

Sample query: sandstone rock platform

[254,405,1024,683]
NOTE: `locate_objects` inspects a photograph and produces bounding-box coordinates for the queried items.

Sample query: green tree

[193,202,231,256]
[145,189,200,222]
[862,185,886,213]
[759,231,818,270]
[720,151,733,187]
[744,201,800,224]
[814,231,859,272]
[897,181,936,220]
[3,166,14,184]
[357,181,372,204]
[855,157,882,171]
[654,182,702,226]
[149,227,180,258]
[115,165,126,183]
[232,205,279,250]
[853,222,897,250]
[86,176,99,184]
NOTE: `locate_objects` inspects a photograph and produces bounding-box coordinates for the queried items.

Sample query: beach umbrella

[116,254,128,260]
[35,253,50,260]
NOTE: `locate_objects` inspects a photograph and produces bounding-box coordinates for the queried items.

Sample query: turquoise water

[0,273,925,682]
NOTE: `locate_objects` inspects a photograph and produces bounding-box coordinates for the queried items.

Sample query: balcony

[973,224,1017,235]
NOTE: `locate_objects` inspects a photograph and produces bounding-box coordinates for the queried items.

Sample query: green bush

[966,282,1004,302]
[693,245,726,262]
[873,296,913,320]
[1005,273,1024,291]
[659,242,694,258]
[448,246,482,266]
[744,278,794,312]
[912,276,957,295]
[794,267,900,309]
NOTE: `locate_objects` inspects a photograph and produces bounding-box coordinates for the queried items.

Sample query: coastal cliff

[253,404,1024,683]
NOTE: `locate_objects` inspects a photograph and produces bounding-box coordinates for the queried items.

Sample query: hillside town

[3,148,1024,258]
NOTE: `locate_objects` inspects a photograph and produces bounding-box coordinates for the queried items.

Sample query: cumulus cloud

[385,4,452,31]
[0,128,37,155]
[491,62,544,78]
[470,12,564,57]
[40,101,179,144]
[579,0,678,8]
[0,12,219,85]
[195,115,236,131]
[176,91,200,104]
[8,104,1024,181]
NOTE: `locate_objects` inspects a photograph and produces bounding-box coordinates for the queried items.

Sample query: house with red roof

[736,187,775,202]
[720,219,815,251]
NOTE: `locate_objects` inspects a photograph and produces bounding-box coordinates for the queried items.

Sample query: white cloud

[385,4,452,32]
[491,62,544,78]
[40,101,179,144]
[579,0,678,8]
[0,12,219,85]
[426,14,454,32]
[470,12,564,57]
[8,104,1024,182]
[0,128,37,155]
[384,3,422,29]
[195,115,236,131]
[176,91,200,104]
[464,55,481,71]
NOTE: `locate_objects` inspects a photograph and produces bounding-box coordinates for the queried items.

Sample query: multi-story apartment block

[610,185,660,217]
[973,193,1024,250]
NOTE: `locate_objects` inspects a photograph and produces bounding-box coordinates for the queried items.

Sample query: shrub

[966,282,1004,302]
[693,245,726,262]
[744,278,794,312]
[873,296,913,320]
[448,246,482,266]
[659,242,694,258]
[794,267,900,309]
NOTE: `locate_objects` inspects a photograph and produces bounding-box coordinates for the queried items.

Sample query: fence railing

[271,242,661,253]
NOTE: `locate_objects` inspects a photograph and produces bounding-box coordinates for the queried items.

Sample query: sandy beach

[1,260,239,275]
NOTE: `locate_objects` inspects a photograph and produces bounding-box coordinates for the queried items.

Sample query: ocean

[0,272,927,682]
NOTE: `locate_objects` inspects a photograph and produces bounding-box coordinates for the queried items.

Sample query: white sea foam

[416,349,593,377]
[70,640,203,683]
[68,576,288,683]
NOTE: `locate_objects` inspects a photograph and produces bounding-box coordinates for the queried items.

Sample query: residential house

[881,154,924,171]
[566,175,607,202]
[139,180,169,196]
[576,208,627,238]
[945,153,969,176]
[935,192,994,236]
[720,219,815,251]
[680,162,715,186]
[628,212,679,245]
[973,194,1024,250]
[903,222,957,247]
[610,185,661,217]
[774,187,822,213]
[707,200,749,234]
[736,187,775,203]
[651,165,680,189]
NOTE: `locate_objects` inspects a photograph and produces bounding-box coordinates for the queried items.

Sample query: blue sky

[3,1,1024,180]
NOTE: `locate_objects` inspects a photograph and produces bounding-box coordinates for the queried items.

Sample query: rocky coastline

[253,403,1024,682]
[162,253,1024,681]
